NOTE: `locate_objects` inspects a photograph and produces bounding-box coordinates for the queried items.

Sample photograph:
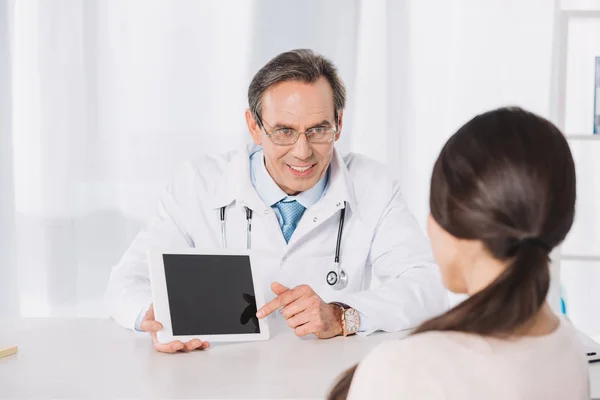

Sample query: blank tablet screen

[163,254,260,335]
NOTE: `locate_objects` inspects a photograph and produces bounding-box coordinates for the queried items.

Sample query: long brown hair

[327,107,576,400]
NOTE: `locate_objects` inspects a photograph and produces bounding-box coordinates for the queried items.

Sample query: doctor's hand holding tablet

[105,49,448,353]
[139,304,209,353]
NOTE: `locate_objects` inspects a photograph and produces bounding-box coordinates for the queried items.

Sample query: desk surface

[1,318,599,399]
[0,318,405,399]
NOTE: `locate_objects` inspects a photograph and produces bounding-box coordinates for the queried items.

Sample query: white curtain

[6,0,596,336]
[0,0,16,315]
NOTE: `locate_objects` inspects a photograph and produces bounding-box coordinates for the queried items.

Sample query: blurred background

[0,0,598,339]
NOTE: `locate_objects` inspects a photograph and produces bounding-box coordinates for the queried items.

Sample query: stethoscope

[219,202,348,290]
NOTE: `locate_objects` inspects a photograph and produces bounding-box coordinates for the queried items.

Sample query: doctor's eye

[309,127,326,134]
[307,127,333,142]
[274,128,295,136]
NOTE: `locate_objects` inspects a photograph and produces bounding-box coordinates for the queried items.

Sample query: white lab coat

[105,144,448,333]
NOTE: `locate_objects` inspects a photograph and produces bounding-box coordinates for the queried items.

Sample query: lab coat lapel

[210,143,266,213]
[287,148,358,248]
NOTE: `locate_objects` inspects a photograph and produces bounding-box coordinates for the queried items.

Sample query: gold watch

[331,302,360,336]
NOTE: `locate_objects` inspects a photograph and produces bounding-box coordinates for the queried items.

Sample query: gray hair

[248,49,347,127]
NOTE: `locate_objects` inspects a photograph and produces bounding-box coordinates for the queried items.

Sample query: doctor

[105,49,448,353]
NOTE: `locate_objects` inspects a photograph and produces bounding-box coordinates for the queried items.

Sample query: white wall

[394,0,556,228]
[351,0,560,308]
[0,0,18,316]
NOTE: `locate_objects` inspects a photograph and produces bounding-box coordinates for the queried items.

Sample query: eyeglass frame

[255,111,340,146]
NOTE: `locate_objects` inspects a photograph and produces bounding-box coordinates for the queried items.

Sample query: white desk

[0,318,405,399]
[1,318,599,399]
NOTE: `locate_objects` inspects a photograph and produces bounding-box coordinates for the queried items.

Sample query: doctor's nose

[290,133,313,160]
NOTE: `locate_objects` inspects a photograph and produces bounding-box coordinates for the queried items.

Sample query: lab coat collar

[326,146,358,213]
[209,143,261,210]
[210,143,358,215]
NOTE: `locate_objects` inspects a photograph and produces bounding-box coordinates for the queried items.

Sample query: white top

[105,143,448,334]
[348,317,590,400]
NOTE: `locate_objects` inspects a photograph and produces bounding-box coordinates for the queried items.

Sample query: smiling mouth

[288,165,314,172]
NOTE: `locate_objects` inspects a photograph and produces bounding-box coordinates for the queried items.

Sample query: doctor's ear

[334,110,343,141]
[246,109,262,145]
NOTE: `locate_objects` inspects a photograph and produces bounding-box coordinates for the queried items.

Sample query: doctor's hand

[139,304,210,353]
[256,283,343,339]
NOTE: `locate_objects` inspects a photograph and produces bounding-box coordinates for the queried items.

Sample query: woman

[328,107,590,399]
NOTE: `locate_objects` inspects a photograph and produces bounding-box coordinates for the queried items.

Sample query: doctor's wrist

[327,303,344,337]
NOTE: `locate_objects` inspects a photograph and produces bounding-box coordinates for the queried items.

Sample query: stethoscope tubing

[219,202,347,289]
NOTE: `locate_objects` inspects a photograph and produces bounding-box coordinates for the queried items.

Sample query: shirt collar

[210,143,358,219]
[250,148,328,209]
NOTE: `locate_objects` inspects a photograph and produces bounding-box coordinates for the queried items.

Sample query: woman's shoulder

[365,331,485,364]
[348,323,589,400]
[347,333,474,399]
[362,318,586,371]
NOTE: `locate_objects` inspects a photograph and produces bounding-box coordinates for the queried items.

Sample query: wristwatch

[331,302,360,337]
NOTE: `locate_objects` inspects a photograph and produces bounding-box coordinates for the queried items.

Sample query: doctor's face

[246,78,342,195]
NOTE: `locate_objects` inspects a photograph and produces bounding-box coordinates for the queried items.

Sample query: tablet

[147,248,270,343]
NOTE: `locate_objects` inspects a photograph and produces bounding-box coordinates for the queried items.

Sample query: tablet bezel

[147,248,270,343]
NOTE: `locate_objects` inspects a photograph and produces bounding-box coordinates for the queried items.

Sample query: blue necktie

[275,200,306,243]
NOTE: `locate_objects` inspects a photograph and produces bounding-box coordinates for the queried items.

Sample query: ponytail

[414,242,549,335]
[327,241,550,400]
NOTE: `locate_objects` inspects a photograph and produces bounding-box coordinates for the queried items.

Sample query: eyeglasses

[257,117,338,146]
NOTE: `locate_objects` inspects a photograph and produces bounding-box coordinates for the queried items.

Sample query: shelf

[561,0,600,13]
[561,254,600,262]
[560,9,600,18]
[565,134,600,140]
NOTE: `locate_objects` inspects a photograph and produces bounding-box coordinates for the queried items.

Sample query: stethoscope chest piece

[326,268,347,290]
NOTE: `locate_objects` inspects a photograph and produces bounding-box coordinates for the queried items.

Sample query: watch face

[345,309,360,334]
